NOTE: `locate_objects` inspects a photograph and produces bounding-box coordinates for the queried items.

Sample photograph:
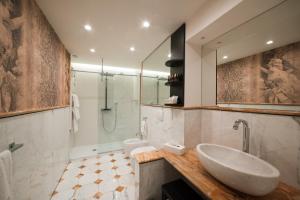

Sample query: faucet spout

[233,119,250,153]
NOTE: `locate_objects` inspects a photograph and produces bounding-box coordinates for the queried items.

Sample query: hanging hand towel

[72,94,80,108]
[0,150,13,200]
[72,94,80,133]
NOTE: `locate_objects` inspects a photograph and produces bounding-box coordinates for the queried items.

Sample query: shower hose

[101,102,118,133]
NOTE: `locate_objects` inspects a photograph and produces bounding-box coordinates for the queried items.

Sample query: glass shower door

[97,74,140,152]
[70,70,140,158]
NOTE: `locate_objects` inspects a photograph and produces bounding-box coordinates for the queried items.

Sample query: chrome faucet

[233,119,250,153]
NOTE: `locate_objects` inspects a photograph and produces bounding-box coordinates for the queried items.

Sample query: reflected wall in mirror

[141,37,171,106]
[203,0,300,111]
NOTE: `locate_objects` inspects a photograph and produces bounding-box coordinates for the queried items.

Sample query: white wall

[184,43,202,106]
[201,47,216,105]
[0,108,72,200]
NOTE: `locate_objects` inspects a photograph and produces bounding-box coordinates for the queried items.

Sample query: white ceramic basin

[196,143,280,196]
[123,138,148,155]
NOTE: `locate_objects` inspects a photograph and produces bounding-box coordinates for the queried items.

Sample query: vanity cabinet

[162,179,205,200]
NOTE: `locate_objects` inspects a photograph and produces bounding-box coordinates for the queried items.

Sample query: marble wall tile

[184,110,202,148]
[200,110,300,189]
[0,108,72,200]
[141,106,184,148]
[142,105,300,189]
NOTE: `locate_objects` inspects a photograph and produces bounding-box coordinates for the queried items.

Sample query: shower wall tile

[0,108,72,200]
[141,106,184,148]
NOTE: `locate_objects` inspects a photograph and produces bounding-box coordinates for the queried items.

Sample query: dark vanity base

[162,179,205,200]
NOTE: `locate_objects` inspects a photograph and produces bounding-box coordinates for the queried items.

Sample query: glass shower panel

[98,74,139,145]
[71,71,140,156]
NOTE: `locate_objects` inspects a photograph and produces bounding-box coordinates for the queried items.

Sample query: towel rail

[8,142,24,152]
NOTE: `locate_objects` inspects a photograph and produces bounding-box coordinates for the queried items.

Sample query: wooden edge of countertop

[141,104,300,116]
[134,149,300,200]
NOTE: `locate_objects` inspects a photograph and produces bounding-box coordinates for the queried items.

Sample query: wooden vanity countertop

[134,149,300,200]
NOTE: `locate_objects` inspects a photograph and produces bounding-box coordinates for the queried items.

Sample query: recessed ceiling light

[266,40,273,45]
[168,53,171,58]
[223,55,228,59]
[84,24,92,31]
[90,48,95,53]
[142,20,150,28]
[130,46,135,52]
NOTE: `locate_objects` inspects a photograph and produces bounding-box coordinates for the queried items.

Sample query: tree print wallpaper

[217,41,300,105]
[0,0,70,117]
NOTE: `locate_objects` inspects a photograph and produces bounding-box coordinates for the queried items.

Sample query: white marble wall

[0,108,72,200]
[199,110,300,189]
[184,110,202,148]
[142,105,300,189]
[141,106,184,149]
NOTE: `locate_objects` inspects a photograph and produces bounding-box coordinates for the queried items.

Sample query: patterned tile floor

[51,150,135,200]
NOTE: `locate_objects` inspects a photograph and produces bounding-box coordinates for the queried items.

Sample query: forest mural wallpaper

[0,0,70,117]
[217,41,300,105]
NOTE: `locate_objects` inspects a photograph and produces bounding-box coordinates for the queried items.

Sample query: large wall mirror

[203,0,300,111]
[141,37,171,106]
[141,24,186,107]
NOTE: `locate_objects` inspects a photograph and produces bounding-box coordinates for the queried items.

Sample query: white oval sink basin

[196,143,280,196]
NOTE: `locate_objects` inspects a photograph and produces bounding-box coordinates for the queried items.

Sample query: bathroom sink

[196,144,280,196]
[123,138,148,155]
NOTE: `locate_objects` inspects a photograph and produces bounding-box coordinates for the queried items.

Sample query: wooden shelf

[165,80,183,86]
[164,103,184,107]
[165,59,184,67]
[141,104,300,116]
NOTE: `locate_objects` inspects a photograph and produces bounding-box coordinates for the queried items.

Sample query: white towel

[72,94,80,108]
[0,150,13,200]
[140,118,148,138]
[72,94,80,133]
[141,120,146,134]
[73,108,80,121]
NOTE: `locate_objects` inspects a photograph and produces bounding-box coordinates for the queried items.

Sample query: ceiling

[203,0,300,65]
[36,0,206,69]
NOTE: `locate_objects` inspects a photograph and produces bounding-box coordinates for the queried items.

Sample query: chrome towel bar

[8,142,24,152]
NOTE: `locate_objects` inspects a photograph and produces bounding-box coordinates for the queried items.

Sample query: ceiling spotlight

[90,48,95,53]
[223,55,228,59]
[266,40,273,45]
[84,24,92,31]
[168,53,171,58]
[142,20,150,28]
[130,46,135,52]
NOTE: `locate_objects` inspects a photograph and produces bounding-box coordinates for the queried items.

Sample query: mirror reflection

[203,0,300,111]
[141,37,171,105]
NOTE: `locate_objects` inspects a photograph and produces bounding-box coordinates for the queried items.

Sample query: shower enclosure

[70,69,140,159]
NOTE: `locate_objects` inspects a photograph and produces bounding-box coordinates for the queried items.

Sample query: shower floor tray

[70,141,123,160]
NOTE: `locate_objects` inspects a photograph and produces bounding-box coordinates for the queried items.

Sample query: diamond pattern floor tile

[50,150,135,200]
